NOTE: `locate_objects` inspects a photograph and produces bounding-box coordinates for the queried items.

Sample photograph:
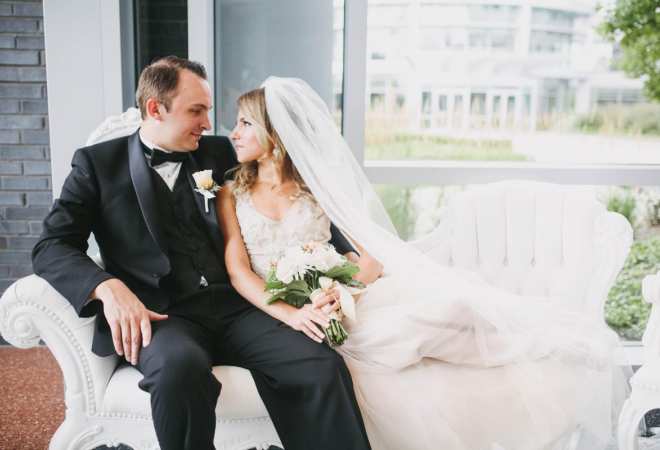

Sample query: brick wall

[0,0,189,297]
[0,0,50,296]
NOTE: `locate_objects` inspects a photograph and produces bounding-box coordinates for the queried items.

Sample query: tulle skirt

[336,270,630,450]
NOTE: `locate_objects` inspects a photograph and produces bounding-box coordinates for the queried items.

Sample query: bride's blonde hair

[229,88,309,196]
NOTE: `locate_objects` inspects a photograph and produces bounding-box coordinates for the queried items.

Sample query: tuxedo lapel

[184,154,225,257]
[127,131,168,255]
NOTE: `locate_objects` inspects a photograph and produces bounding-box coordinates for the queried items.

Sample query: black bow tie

[144,147,188,167]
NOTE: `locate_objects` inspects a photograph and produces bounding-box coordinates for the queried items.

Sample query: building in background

[352,0,644,134]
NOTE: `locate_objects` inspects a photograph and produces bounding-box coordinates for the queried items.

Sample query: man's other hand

[93,278,168,365]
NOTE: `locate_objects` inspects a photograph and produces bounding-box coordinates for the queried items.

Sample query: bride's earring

[273,146,282,160]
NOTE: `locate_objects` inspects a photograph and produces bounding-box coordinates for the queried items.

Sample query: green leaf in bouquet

[345,279,366,289]
[324,262,360,283]
[264,279,286,291]
[283,292,309,308]
[264,268,286,290]
[271,279,312,308]
[304,269,324,289]
[266,292,285,304]
[286,279,312,294]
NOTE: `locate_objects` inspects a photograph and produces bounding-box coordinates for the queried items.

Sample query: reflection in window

[530,30,572,54]
[468,4,519,23]
[491,29,514,50]
[420,28,466,50]
[419,4,467,26]
[364,0,649,161]
[134,0,188,76]
[395,94,406,110]
[470,93,486,115]
[371,93,385,111]
[368,4,408,27]
[531,7,574,29]
[421,92,432,114]
[215,0,345,131]
[469,30,488,49]
[438,95,447,112]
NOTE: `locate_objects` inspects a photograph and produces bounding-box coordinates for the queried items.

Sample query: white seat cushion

[103,365,270,419]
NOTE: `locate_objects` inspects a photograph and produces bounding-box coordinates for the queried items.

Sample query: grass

[365,133,526,161]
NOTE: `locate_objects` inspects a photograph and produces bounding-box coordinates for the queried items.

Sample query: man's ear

[145,98,163,121]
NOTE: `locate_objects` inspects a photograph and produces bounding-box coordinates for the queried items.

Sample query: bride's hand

[311,288,341,314]
[284,304,331,343]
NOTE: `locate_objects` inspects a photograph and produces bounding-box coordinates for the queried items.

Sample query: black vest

[150,163,228,300]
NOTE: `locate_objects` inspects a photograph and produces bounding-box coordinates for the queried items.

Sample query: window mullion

[342,0,368,164]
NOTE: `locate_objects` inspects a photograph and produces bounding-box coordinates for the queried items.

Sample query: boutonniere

[192,170,220,213]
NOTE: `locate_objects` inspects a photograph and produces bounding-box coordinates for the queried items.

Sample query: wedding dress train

[233,188,628,450]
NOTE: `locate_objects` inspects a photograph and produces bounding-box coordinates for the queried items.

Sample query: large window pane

[134,0,188,78]
[364,1,656,164]
[375,183,659,341]
[215,0,344,133]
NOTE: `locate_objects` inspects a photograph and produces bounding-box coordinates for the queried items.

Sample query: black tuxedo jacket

[32,130,353,356]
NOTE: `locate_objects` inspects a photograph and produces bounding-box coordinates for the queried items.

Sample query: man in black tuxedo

[32,56,371,450]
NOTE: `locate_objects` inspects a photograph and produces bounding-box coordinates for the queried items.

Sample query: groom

[32,56,372,450]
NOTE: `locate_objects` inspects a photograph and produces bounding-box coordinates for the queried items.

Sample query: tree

[600,0,660,102]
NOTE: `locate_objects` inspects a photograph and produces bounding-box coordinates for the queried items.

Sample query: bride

[215,77,629,450]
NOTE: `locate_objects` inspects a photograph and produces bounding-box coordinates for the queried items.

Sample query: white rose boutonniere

[192,170,220,213]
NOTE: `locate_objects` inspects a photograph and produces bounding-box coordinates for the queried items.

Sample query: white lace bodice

[233,189,332,279]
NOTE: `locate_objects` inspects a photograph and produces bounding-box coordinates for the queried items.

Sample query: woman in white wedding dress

[215,77,629,450]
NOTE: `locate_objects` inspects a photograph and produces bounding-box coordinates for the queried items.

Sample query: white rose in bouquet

[265,242,367,346]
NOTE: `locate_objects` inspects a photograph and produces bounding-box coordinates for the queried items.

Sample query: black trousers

[135,288,372,450]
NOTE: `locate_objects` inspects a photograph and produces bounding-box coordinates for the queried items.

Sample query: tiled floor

[2,345,660,450]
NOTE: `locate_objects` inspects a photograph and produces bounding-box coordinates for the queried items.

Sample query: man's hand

[93,278,168,365]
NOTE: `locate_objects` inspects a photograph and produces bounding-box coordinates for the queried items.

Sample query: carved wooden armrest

[0,275,119,416]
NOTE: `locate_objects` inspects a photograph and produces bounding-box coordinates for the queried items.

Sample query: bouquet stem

[324,318,348,347]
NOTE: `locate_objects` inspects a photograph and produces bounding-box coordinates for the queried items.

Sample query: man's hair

[135,55,207,119]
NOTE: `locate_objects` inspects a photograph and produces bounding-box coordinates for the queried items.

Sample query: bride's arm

[344,242,383,286]
[215,187,331,343]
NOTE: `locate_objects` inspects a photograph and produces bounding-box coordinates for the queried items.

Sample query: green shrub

[572,104,660,136]
[606,188,637,226]
[605,236,660,340]
[375,185,415,240]
[574,113,604,133]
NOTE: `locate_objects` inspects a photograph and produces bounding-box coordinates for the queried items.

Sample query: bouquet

[264,242,365,346]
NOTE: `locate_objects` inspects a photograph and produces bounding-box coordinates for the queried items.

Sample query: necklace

[255,180,302,201]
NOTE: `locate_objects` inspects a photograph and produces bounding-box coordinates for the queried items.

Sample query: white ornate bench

[1,275,281,450]
[0,109,634,450]
[413,180,634,449]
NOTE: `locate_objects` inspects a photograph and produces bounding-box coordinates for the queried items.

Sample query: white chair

[0,114,633,449]
[618,272,660,450]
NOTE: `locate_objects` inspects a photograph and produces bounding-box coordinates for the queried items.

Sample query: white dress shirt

[139,129,183,191]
